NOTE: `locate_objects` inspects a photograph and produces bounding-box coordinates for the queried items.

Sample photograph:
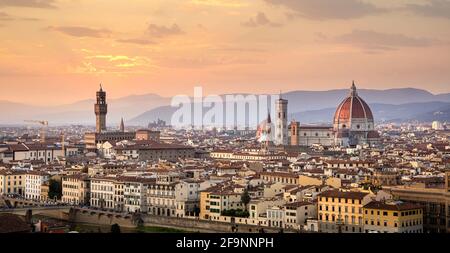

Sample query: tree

[48,179,62,200]
[111,224,121,233]
[241,189,251,210]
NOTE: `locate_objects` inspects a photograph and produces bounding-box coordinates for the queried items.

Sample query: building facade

[363,201,423,233]
[318,189,373,233]
[0,170,26,196]
[285,82,380,148]
[24,171,50,201]
[61,174,90,205]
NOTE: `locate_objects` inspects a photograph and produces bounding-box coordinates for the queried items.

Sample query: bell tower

[95,84,108,133]
[275,91,288,146]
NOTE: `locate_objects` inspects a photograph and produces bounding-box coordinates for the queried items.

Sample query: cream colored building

[61,174,90,205]
[210,150,287,161]
[122,177,154,213]
[90,177,116,209]
[249,198,286,220]
[284,201,317,230]
[175,179,205,218]
[147,182,177,216]
[200,184,245,221]
[0,170,26,196]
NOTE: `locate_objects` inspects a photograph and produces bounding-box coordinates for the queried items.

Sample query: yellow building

[200,184,244,221]
[0,170,26,196]
[363,201,423,233]
[318,189,373,233]
[62,174,90,205]
[40,183,49,201]
[260,172,299,185]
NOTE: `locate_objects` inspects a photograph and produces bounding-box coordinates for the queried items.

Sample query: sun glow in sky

[0,0,450,105]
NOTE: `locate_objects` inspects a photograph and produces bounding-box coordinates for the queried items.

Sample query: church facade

[286,82,380,148]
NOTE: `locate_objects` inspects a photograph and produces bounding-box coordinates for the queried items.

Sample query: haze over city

[1,0,450,105]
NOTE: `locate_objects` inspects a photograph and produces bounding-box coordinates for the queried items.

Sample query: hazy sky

[1,0,450,105]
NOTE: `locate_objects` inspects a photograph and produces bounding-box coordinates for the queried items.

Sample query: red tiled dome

[334,83,373,124]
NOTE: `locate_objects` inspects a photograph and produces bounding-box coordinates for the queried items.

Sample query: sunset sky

[1,0,450,105]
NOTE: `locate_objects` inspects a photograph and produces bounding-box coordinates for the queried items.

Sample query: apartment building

[0,170,26,196]
[200,184,245,220]
[90,177,116,210]
[318,189,373,233]
[363,200,423,233]
[175,179,202,217]
[284,201,317,230]
[249,198,286,220]
[61,174,90,205]
[122,177,155,213]
[260,172,299,185]
[25,171,50,201]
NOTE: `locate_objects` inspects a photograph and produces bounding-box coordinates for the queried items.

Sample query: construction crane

[24,120,48,143]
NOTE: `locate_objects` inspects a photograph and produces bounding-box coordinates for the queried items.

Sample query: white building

[284,201,317,230]
[431,121,444,130]
[175,179,202,217]
[25,171,50,201]
[2,143,78,164]
[267,206,285,228]
[90,177,116,210]
[275,97,288,146]
[122,177,154,213]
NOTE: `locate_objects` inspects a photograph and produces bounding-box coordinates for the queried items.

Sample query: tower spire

[100,83,103,92]
[350,80,357,96]
[120,117,125,132]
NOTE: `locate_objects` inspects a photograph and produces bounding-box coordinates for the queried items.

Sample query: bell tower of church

[275,92,288,146]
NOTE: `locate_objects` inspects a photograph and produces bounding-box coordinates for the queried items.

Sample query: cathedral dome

[333,82,374,131]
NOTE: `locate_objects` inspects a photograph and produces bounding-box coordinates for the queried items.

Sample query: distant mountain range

[291,102,450,124]
[0,88,449,126]
[0,94,171,125]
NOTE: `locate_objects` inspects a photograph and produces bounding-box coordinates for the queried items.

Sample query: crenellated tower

[95,84,108,133]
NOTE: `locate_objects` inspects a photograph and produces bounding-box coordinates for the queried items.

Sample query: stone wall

[68,208,137,228]
[142,215,284,233]
[69,208,293,233]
